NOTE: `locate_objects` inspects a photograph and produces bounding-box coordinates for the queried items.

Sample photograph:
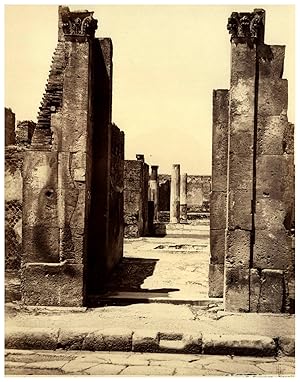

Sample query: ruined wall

[210,9,294,313]
[209,90,229,297]
[5,108,16,146]
[158,174,211,213]
[21,6,124,306]
[16,120,36,148]
[124,160,149,238]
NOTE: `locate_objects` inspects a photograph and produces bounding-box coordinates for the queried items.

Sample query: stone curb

[5,327,295,356]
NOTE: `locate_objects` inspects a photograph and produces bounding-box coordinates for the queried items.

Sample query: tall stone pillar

[209,89,229,297]
[170,164,180,223]
[224,9,265,311]
[180,173,187,222]
[149,165,159,221]
[22,7,98,306]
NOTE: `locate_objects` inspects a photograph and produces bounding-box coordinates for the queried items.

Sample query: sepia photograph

[4,1,295,377]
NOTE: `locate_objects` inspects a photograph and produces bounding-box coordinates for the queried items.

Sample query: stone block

[227,189,253,230]
[249,268,261,312]
[228,153,253,191]
[230,78,255,116]
[132,330,159,353]
[283,123,294,154]
[23,151,58,189]
[60,227,85,263]
[22,225,60,263]
[82,330,106,351]
[101,328,133,351]
[211,89,229,192]
[21,263,84,306]
[57,328,90,350]
[257,115,287,155]
[202,334,276,356]
[5,327,58,350]
[230,43,256,83]
[229,119,254,156]
[210,229,225,264]
[255,198,287,230]
[258,79,288,117]
[256,155,287,200]
[58,151,87,188]
[224,266,249,312]
[23,186,58,227]
[259,269,284,313]
[253,229,292,269]
[208,263,224,298]
[258,45,285,79]
[210,191,227,230]
[278,336,295,356]
[225,229,251,267]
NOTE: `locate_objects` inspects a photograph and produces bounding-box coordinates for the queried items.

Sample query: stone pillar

[21,7,98,306]
[224,9,265,311]
[149,165,159,221]
[209,89,229,298]
[5,108,16,146]
[170,164,180,223]
[180,173,187,222]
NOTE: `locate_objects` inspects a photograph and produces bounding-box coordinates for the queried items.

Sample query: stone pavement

[5,349,295,376]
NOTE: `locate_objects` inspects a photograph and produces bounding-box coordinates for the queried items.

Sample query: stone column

[21,7,98,306]
[224,9,265,312]
[170,164,180,223]
[180,173,187,222]
[209,89,229,298]
[149,165,159,221]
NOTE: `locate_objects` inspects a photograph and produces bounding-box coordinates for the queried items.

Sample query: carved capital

[227,9,265,46]
[61,9,98,38]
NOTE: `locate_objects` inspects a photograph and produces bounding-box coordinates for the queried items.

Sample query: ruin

[209,9,295,313]
[20,6,124,306]
[124,155,149,238]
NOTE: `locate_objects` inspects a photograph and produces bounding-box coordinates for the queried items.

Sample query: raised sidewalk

[5,302,295,357]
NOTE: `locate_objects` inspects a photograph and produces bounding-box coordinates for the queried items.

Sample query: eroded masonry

[209,9,295,313]
[21,6,124,306]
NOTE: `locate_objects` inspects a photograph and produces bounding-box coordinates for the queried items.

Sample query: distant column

[149,165,159,221]
[170,164,180,223]
[180,173,188,222]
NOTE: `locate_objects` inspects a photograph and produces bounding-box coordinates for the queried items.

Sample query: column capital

[227,9,265,46]
[61,8,98,39]
[136,154,144,162]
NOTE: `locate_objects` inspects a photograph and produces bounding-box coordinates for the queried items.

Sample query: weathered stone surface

[228,153,253,190]
[259,269,284,313]
[170,164,180,223]
[257,115,288,155]
[227,189,252,230]
[253,230,292,269]
[57,328,90,350]
[210,229,225,264]
[202,334,276,356]
[132,330,159,353]
[208,264,224,298]
[5,327,58,350]
[23,151,58,189]
[211,89,229,192]
[225,230,251,268]
[278,336,295,356]
[101,328,133,351]
[81,331,106,351]
[210,191,227,230]
[224,266,249,312]
[21,263,84,306]
[22,226,60,263]
[258,79,288,117]
[249,268,261,312]
[255,198,288,230]
[258,45,285,79]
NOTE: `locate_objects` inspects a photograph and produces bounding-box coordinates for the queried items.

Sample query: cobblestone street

[5,349,295,376]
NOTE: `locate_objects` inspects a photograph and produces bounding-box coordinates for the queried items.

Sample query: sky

[4,3,295,175]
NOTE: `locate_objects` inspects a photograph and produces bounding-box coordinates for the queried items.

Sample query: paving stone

[62,360,100,373]
[120,365,175,376]
[125,354,150,366]
[278,336,295,356]
[6,351,75,363]
[84,364,126,375]
[23,360,68,369]
[205,361,263,375]
[132,329,159,352]
[5,361,27,368]
[174,366,207,376]
[257,361,295,375]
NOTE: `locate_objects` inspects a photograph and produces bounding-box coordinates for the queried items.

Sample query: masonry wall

[158,174,211,213]
[5,108,16,145]
[218,9,295,313]
[124,160,149,238]
[209,90,229,298]
[21,7,124,306]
